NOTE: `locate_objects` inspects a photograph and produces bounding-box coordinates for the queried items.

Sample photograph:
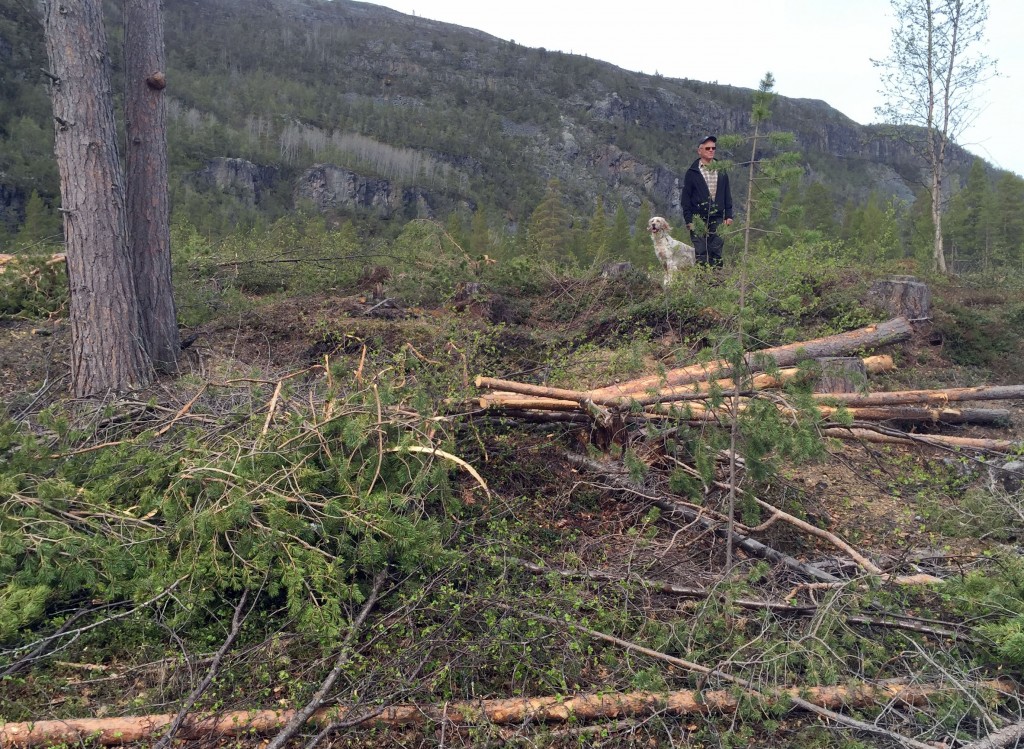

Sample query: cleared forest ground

[3,255,1024,748]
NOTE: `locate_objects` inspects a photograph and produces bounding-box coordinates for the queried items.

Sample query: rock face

[189,158,278,207]
[116,0,992,227]
[294,164,436,219]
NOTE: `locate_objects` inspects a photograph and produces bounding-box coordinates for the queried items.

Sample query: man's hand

[724,218,733,226]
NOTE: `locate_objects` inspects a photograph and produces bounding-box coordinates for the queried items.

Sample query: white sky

[371,0,1023,177]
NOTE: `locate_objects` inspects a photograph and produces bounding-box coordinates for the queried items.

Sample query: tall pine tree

[527,179,572,263]
[944,159,992,272]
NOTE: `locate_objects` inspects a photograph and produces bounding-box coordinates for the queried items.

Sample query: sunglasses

[702,145,717,151]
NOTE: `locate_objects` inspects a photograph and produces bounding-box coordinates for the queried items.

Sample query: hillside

[0,0,989,241]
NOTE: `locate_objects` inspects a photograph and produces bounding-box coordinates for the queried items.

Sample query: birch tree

[873,0,996,273]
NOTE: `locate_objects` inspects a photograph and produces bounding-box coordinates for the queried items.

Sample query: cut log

[813,357,868,394]
[818,405,1011,426]
[478,392,580,411]
[813,384,1024,407]
[635,355,895,406]
[480,394,1009,430]
[823,426,1019,453]
[475,357,896,409]
[475,376,625,407]
[5,681,1011,748]
[589,317,913,400]
[960,721,1024,749]
[868,275,931,321]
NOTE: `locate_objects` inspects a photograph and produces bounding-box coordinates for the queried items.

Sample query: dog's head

[648,216,670,234]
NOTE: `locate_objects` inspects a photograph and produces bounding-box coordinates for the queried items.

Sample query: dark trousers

[690,226,724,267]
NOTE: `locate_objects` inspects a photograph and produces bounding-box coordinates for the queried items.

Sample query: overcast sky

[369,0,1023,177]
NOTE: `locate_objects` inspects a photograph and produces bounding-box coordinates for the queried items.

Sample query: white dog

[648,216,695,287]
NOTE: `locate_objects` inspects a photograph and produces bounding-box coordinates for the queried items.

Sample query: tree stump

[600,261,634,278]
[867,276,931,321]
[813,357,868,394]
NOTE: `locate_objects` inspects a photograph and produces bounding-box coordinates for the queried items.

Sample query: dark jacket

[682,158,733,228]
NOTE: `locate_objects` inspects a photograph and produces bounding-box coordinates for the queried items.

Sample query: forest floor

[3,267,1024,748]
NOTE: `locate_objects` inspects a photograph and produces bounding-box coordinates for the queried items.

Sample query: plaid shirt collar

[699,161,718,200]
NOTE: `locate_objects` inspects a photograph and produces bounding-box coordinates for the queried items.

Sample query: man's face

[698,141,717,163]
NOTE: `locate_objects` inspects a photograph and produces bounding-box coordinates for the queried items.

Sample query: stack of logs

[475,316,1024,454]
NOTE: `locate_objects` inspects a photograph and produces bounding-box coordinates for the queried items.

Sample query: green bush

[0,374,455,649]
[0,251,68,319]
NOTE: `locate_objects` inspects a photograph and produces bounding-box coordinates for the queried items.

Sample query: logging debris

[473,316,1023,454]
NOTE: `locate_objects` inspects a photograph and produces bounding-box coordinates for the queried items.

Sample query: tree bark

[588,317,913,400]
[475,356,894,408]
[813,384,1024,407]
[43,0,152,396]
[818,405,1011,426]
[868,276,932,321]
[959,722,1024,749]
[823,426,1019,453]
[125,0,179,372]
[813,356,868,394]
[478,392,581,411]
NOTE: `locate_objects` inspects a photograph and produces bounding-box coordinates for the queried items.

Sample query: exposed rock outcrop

[188,158,278,207]
[294,164,437,219]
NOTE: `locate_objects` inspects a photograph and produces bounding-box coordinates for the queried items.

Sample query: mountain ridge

[0,0,993,235]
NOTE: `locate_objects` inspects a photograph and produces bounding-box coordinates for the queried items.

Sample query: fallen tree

[475,355,895,407]
[2,680,1014,748]
[478,393,1012,428]
[822,425,1020,453]
[586,316,914,400]
[813,384,1024,407]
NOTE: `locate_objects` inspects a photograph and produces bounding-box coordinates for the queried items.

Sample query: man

[682,135,733,266]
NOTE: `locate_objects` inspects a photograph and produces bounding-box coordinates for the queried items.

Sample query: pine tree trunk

[811,384,1024,407]
[43,0,151,397]
[125,0,179,372]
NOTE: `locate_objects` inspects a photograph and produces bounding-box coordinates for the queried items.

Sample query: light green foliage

[0,117,59,197]
[469,206,494,258]
[991,173,1024,271]
[527,179,573,264]
[841,191,906,264]
[171,214,367,325]
[14,191,62,250]
[946,554,1024,667]
[389,219,501,305]
[632,199,652,258]
[0,251,69,319]
[945,159,995,273]
[606,201,631,260]
[585,196,608,264]
[0,377,453,647]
